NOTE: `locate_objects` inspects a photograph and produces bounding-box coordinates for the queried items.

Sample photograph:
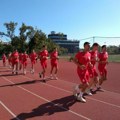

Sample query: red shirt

[89,51,98,67]
[19,53,23,61]
[39,50,48,63]
[98,52,108,67]
[8,54,12,60]
[2,54,6,61]
[11,52,19,62]
[51,51,58,63]
[75,51,91,71]
[30,52,37,61]
[22,54,28,62]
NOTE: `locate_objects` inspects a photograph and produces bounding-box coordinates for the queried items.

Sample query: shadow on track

[0,78,55,87]
[11,95,77,120]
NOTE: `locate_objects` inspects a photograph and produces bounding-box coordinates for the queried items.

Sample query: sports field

[0,59,120,120]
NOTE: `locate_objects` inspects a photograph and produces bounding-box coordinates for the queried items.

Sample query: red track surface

[0,59,120,120]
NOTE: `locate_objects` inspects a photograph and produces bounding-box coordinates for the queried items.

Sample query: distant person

[86,43,99,94]
[11,49,19,74]
[8,52,12,68]
[2,53,7,67]
[38,45,49,82]
[72,42,92,103]
[98,45,108,90]
[50,47,59,80]
[19,52,23,70]
[22,51,29,75]
[29,49,37,74]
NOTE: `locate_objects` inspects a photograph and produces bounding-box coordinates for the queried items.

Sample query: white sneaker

[54,76,58,80]
[85,90,92,96]
[23,71,26,75]
[30,69,32,73]
[73,85,79,97]
[50,74,54,79]
[31,70,34,74]
[77,96,86,103]
[54,74,58,80]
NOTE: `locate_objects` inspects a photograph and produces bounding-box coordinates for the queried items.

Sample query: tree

[0,21,17,40]
[28,29,47,52]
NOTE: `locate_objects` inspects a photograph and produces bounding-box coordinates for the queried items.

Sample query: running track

[0,59,120,120]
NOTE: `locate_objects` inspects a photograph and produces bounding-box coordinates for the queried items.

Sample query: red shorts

[51,62,58,67]
[77,68,90,84]
[98,66,107,76]
[8,59,11,63]
[3,60,6,63]
[12,60,19,65]
[22,61,27,67]
[88,67,98,78]
[31,60,36,65]
[19,60,22,64]
[41,61,47,69]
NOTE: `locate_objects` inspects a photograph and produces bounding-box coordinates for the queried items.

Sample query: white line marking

[0,100,20,120]
[1,68,120,110]
[26,69,120,96]
[23,76,120,109]
[1,76,91,120]
[4,66,120,95]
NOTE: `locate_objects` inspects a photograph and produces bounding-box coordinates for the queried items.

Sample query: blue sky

[0,0,120,45]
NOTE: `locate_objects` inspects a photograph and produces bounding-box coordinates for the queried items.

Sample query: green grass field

[60,54,120,62]
[108,54,120,62]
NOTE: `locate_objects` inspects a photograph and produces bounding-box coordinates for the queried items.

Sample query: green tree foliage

[2,21,17,39]
[28,29,46,52]
[0,21,68,55]
[107,45,120,54]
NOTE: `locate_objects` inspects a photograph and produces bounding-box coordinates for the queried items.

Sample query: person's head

[92,43,99,51]
[101,45,107,52]
[53,47,57,52]
[32,49,35,53]
[15,49,18,52]
[24,51,26,54]
[42,45,47,50]
[84,42,90,51]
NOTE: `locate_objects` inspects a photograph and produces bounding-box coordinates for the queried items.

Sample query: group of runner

[1,45,59,81]
[1,42,108,103]
[72,42,108,102]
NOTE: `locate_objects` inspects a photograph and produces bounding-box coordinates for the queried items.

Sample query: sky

[0,0,120,46]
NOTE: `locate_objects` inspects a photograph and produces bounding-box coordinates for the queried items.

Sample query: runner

[2,53,7,67]
[8,52,12,68]
[73,42,92,102]
[22,51,29,75]
[29,49,37,74]
[19,52,23,70]
[11,49,19,75]
[38,45,49,82]
[98,45,108,90]
[50,47,59,80]
[86,43,99,94]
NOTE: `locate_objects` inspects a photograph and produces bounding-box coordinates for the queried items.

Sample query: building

[48,31,79,53]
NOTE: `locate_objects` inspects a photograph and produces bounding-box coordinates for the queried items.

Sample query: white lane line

[26,69,120,96]
[23,76,120,109]
[4,66,120,95]
[1,69,120,109]
[0,101,20,120]
[1,76,91,120]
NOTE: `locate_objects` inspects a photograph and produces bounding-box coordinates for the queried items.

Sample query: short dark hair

[54,47,57,49]
[42,45,46,48]
[102,45,106,49]
[84,42,90,47]
[92,43,99,47]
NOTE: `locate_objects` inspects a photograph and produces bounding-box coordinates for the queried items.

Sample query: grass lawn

[60,54,120,62]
